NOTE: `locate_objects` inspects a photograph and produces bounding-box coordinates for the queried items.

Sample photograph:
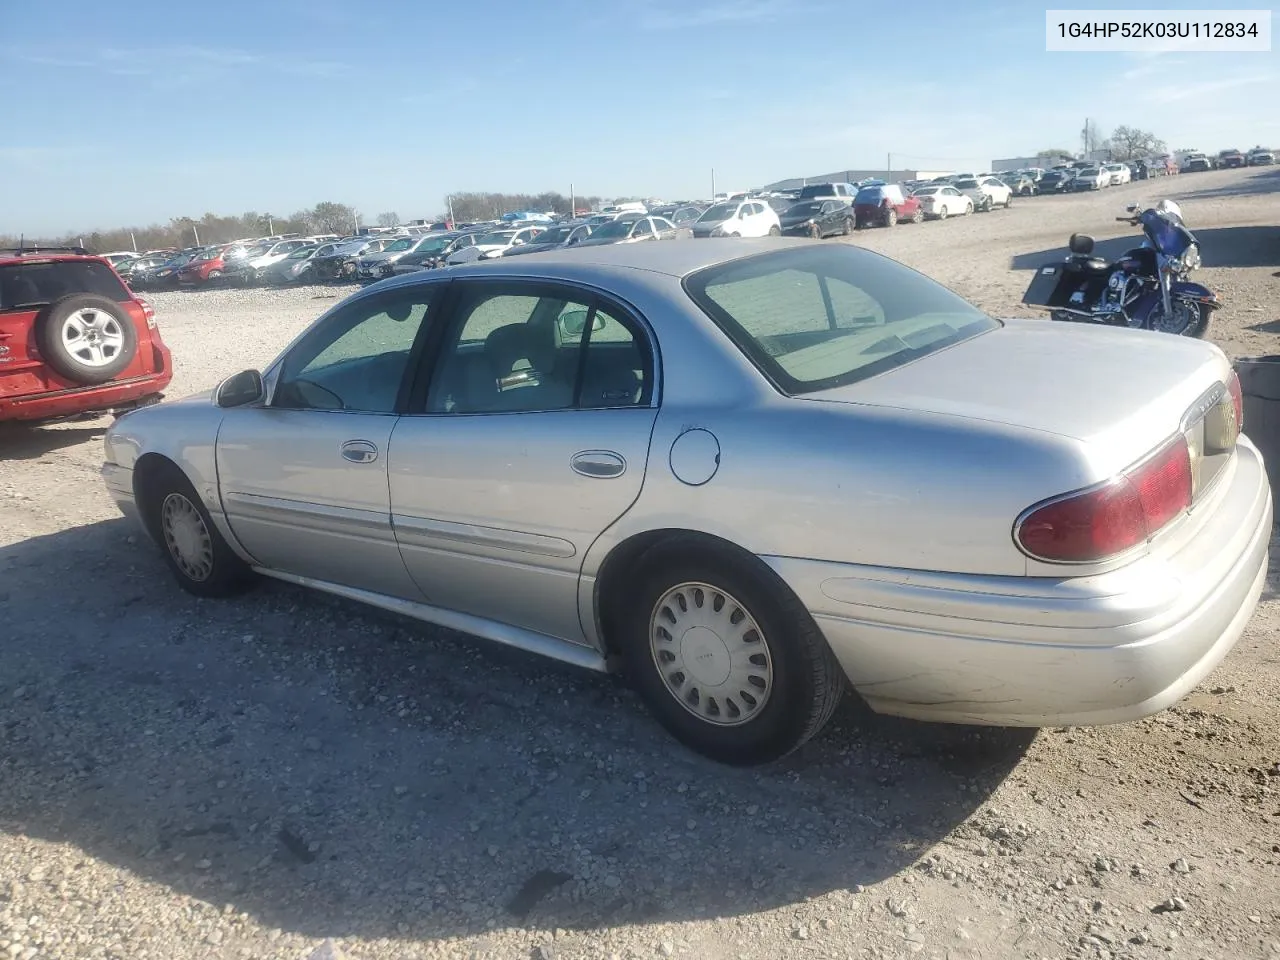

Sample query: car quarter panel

[761,436,1271,724]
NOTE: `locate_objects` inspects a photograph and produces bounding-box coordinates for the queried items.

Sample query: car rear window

[954,178,978,189]
[0,260,130,311]
[684,245,998,395]
[855,187,884,203]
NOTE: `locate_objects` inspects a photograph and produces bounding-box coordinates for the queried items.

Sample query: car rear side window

[0,260,130,310]
[685,245,998,395]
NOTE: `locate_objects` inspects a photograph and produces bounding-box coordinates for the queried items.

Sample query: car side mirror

[216,369,264,408]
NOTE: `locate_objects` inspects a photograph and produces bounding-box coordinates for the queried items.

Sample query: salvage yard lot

[2,166,1279,960]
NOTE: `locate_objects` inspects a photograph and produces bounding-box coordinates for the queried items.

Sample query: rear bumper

[0,372,170,422]
[764,437,1272,726]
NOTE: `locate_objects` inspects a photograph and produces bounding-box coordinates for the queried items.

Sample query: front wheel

[768,225,781,237]
[1004,194,1013,208]
[143,464,254,598]
[1150,297,1211,338]
[911,208,924,224]
[617,544,845,766]
[964,201,973,216]
[841,217,852,236]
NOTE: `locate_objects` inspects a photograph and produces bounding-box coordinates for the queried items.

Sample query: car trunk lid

[801,317,1231,479]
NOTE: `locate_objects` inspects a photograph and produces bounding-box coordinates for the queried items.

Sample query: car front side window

[272,288,438,413]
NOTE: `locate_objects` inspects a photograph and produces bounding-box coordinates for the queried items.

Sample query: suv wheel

[36,294,138,385]
[884,209,898,227]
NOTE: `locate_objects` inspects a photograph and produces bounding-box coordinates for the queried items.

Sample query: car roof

[0,251,109,268]
[372,238,819,292]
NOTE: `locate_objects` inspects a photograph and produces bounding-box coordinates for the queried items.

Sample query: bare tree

[376,211,400,228]
[1107,125,1168,161]
[307,201,359,234]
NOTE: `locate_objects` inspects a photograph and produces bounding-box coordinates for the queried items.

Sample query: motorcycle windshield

[1141,210,1193,257]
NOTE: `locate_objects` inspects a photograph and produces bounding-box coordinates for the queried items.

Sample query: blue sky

[2,0,1277,234]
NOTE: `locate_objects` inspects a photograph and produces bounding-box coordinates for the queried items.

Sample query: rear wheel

[207,269,222,281]
[809,222,822,239]
[841,217,852,235]
[1004,194,1013,208]
[936,205,948,221]
[884,209,898,227]
[768,225,781,236]
[964,200,974,215]
[616,542,845,766]
[911,208,924,224]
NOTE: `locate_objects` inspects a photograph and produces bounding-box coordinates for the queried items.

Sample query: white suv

[952,175,1013,212]
[691,199,782,238]
[1102,163,1131,185]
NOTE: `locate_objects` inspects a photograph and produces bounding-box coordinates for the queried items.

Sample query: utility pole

[887,152,891,174]
[710,167,715,199]
[130,231,137,252]
[570,182,575,217]
[192,222,200,245]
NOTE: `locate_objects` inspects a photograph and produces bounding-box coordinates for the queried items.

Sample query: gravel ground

[2,165,1279,960]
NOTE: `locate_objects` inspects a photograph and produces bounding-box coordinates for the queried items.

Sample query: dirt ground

[1,165,1278,960]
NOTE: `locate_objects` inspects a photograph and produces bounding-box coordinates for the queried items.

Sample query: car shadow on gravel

[0,519,1033,943]
[0,423,110,460]
[1009,225,1280,271]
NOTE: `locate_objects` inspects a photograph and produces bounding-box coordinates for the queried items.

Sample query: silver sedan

[101,240,1272,765]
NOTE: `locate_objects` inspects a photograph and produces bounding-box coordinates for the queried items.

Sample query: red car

[0,247,172,424]
[853,182,923,228]
[176,244,231,285]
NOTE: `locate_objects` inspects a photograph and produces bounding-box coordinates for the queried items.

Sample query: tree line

[1040,124,1168,164]
[3,190,605,254]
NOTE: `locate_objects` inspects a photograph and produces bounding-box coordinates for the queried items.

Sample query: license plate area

[1183,383,1239,500]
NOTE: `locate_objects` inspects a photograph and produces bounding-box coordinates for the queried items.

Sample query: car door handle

[340,439,379,464]
[570,450,626,479]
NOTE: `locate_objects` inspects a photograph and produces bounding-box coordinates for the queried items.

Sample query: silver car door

[216,283,445,598]
[389,279,659,644]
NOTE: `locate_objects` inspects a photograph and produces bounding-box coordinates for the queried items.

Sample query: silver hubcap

[649,582,773,727]
[62,308,125,367]
[161,493,214,581]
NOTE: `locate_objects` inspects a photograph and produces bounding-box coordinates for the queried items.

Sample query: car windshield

[476,231,517,245]
[954,179,978,189]
[855,187,884,203]
[786,202,824,216]
[412,235,455,253]
[384,238,414,252]
[1079,168,1098,176]
[912,187,941,196]
[684,245,998,395]
[194,249,219,261]
[589,219,637,239]
[1,260,131,310]
[533,226,573,243]
[697,203,738,223]
[243,245,270,258]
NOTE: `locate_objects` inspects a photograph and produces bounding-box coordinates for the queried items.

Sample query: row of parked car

[97,144,1274,292]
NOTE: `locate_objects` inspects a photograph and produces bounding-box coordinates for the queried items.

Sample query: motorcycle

[1021,199,1219,338]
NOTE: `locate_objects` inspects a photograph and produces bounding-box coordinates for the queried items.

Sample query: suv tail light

[1016,437,1192,563]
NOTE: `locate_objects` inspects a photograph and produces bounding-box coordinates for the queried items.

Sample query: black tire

[884,209,897,227]
[768,225,781,237]
[141,463,254,598]
[809,222,822,240]
[937,206,948,221]
[615,541,845,766]
[35,294,138,385]
[841,217,852,235]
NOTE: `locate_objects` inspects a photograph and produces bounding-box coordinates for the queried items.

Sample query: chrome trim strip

[393,513,577,558]
[223,491,396,542]
[252,567,608,672]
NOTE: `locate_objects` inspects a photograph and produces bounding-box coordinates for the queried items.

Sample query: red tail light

[1015,437,1192,562]
[1227,370,1243,431]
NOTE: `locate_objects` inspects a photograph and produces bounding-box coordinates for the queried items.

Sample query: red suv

[0,247,172,424]
[853,183,923,228]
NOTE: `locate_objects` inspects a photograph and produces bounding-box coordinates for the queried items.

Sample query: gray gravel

[2,166,1279,959]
